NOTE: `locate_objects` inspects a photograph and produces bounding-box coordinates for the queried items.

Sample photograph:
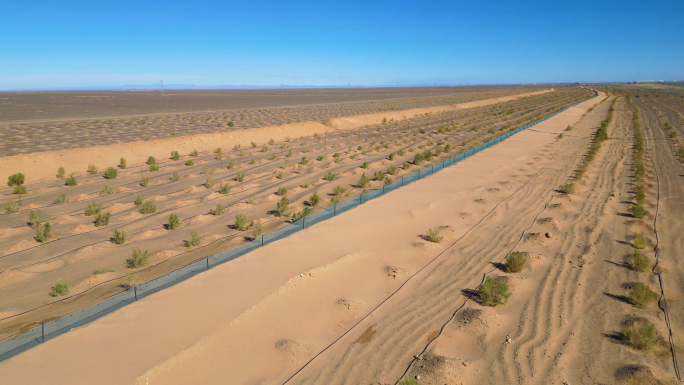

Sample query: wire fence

[0,91,598,363]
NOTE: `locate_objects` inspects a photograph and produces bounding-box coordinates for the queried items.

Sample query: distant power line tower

[159,80,164,96]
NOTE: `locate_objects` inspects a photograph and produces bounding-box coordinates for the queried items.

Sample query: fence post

[334,204,337,216]
[382,185,385,194]
[261,236,264,246]
[134,286,138,301]
[302,216,305,229]
[42,323,44,343]
[402,177,404,186]
[206,257,209,270]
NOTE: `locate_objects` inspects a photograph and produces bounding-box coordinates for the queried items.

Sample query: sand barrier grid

[0,91,598,363]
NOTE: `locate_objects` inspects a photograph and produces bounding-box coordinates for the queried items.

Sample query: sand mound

[336,298,361,312]
[53,214,76,224]
[71,194,93,202]
[107,202,132,213]
[136,229,166,240]
[0,270,36,288]
[185,214,211,224]
[0,227,23,237]
[385,265,408,279]
[151,250,180,261]
[615,365,668,385]
[275,339,309,361]
[405,353,464,385]
[120,212,144,221]
[523,232,547,244]
[536,217,558,228]
[70,224,94,234]
[5,240,34,254]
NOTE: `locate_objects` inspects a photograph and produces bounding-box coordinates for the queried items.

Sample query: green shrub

[186,159,195,166]
[397,149,404,156]
[361,161,369,169]
[140,201,157,214]
[276,171,285,179]
[300,157,309,165]
[387,166,398,175]
[134,195,143,205]
[628,250,651,272]
[413,153,425,165]
[236,172,245,182]
[559,181,575,194]
[317,155,324,161]
[184,231,203,247]
[100,185,113,195]
[140,176,149,186]
[85,202,101,216]
[276,186,288,196]
[57,167,65,178]
[94,212,111,227]
[235,214,254,231]
[564,125,572,131]
[202,165,209,174]
[505,252,526,273]
[333,186,347,196]
[292,207,312,221]
[149,164,159,172]
[425,227,443,243]
[384,176,392,186]
[251,141,258,148]
[190,150,199,157]
[403,162,411,170]
[357,173,370,188]
[167,213,180,229]
[170,172,180,181]
[252,223,264,240]
[205,176,215,188]
[119,158,127,169]
[308,191,321,206]
[277,196,290,217]
[633,233,648,249]
[388,153,395,161]
[65,174,77,186]
[112,229,126,244]
[54,193,68,205]
[50,279,70,296]
[373,171,384,181]
[126,248,149,268]
[219,183,231,194]
[5,200,19,213]
[94,267,116,274]
[423,150,433,161]
[631,204,648,219]
[324,172,336,181]
[104,167,118,179]
[7,173,25,187]
[171,150,180,160]
[146,156,156,165]
[557,133,564,139]
[477,277,511,306]
[629,282,655,309]
[88,164,98,174]
[619,321,657,351]
[35,221,51,242]
[209,203,225,216]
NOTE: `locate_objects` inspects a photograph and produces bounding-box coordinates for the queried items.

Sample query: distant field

[0,86,549,157]
[0,85,540,123]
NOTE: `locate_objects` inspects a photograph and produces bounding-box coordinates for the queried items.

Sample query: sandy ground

[0,92,616,384]
[0,89,589,341]
[0,89,552,184]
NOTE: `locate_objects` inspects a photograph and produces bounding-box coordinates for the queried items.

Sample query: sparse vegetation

[628,282,655,309]
[146,156,156,165]
[85,202,102,216]
[631,204,649,219]
[100,185,113,194]
[170,172,180,181]
[140,200,157,214]
[477,277,511,306]
[277,196,290,217]
[324,171,336,181]
[28,209,42,228]
[50,279,70,297]
[209,203,225,215]
[94,212,111,227]
[425,227,443,243]
[236,172,245,182]
[167,213,180,229]
[628,250,651,272]
[57,167,65,178]
[633,232,648,250]
[148,164,160,172]
[126,248,149,268]
[140,176,149,186]
[205,176,215,188]
[112,229,126,244]
[308,191,321,206]
[104,167,118,179]
[184,231,203,247]
[276,186,288,196]
[505,252,526,273]
[135,195,144,205]
[252,223,264,239]
[292,207,312,221]
[35,221,51,243]
[186,159,195,166]
[5,200,19,213]
[65,173,77,186]
[88,164,98,174]
[619,320,657,351]
[357,173,370,188]
[235,214,254,231]
[219,183,231,194]
[119,158,127,169]
[171,150,180,160]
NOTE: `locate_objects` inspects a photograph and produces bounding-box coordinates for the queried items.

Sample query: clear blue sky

[1,0,683,90]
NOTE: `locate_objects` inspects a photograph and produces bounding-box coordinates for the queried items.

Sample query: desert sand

[0,91,625,384]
